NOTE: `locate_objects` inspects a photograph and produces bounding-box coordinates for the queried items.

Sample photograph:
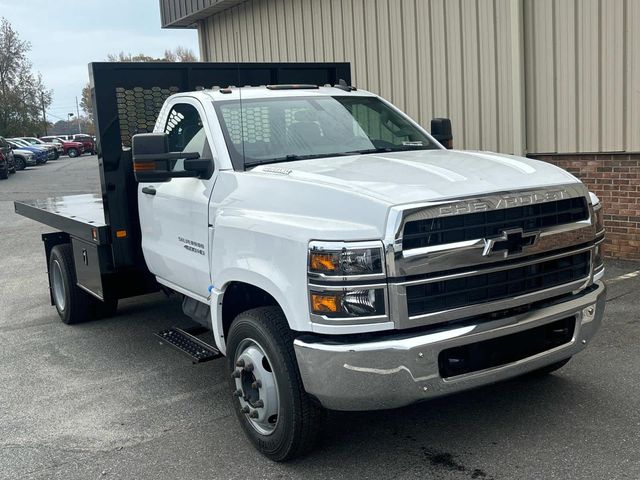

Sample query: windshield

[214,95,439,170]
[10,139,28,147]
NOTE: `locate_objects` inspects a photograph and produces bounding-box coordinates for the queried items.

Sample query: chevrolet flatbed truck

[15,62,606,461]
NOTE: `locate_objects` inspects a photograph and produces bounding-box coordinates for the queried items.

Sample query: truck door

[138,98,216,300]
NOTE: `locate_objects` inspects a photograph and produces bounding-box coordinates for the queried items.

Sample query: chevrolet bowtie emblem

[482,228,539,258]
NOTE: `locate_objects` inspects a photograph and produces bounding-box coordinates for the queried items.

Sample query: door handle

[142,186,156,196]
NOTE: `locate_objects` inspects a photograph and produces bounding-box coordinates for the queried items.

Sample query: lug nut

[249,410,259,419]
[243,363,254,372]
[231,370,241,379]
[241,406,250,414]
[251,380,262,389]
[233,389,243,397]
[236,359,245,368]
[254,399,264,408]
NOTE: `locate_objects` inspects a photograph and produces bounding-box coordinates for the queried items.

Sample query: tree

[0,18,52,136]
[80,47,198,120]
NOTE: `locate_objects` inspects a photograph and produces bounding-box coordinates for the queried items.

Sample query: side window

[164,103,208,172]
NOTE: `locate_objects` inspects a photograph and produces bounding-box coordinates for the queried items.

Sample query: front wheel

[15,157,26,170]
[227,307,324,461]
[67,148,79,158]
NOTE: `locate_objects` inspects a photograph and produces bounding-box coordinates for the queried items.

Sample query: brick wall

[533,154,640,261]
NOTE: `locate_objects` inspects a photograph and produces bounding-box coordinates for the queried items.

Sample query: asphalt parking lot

[1,156,639,480]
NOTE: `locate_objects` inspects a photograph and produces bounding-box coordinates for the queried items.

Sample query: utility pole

[75,96,81,133]
[41,92,48,135]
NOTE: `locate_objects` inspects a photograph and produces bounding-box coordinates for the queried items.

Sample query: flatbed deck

[14,194,110,245]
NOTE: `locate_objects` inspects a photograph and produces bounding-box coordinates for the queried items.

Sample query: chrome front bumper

[294,281,606,411]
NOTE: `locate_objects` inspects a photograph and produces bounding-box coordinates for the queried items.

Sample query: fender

[209,266,306,355]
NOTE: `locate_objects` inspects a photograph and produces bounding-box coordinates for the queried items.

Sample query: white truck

[16,62,606,461]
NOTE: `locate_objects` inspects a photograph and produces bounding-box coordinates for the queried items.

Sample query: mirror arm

[133,151,200,162]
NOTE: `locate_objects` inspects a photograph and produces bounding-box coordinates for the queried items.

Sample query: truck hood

[251,149,579,205]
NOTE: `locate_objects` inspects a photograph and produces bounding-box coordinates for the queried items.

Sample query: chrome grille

[402,197,589,250]
[405,251,590,317]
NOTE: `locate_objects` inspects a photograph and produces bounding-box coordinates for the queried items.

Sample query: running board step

[155,327,222,363]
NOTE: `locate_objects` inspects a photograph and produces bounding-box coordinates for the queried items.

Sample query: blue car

[7,139,48,164]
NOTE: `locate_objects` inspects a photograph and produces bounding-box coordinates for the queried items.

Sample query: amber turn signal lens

[133,162,155,172]
[309,253,337,272]
[311,293,339,313]
[116,229,127,238]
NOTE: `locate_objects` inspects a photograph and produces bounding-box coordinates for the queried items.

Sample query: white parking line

[605,270,640,285]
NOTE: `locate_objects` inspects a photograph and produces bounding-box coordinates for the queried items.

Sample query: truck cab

[16,63,606,462]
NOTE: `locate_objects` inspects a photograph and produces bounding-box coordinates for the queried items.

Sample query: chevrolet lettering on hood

[438,189,570,217]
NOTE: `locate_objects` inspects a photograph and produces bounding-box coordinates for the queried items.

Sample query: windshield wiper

[343,145,435,156]
[244,152,351,168]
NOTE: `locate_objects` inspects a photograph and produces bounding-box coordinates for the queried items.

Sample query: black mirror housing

[132,133,212,182]
[431,118,453,149]
[132,133,171,182]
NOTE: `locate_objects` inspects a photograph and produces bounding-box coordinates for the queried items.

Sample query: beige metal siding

[524,0,639,154]
[198,0,526,154]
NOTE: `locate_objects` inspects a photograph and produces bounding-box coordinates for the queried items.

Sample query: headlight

[310,288,386,318]
[308,241,388,322]
[308,241,384,277]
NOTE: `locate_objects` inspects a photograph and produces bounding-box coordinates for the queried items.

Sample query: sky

[0,0,199,123]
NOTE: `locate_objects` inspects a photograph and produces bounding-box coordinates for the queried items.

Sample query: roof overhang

[160,0,247,29]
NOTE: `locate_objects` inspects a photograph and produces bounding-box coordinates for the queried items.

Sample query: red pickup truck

[40,137,85,157]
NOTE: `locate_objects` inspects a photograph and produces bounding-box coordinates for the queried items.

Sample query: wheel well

[221,282,279,339]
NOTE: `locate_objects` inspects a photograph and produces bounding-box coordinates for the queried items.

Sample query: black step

[155,327,222,363]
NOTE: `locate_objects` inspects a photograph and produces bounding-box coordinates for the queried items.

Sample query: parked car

[0,136,16,179]
[18,137,61,159]
[40,136,85,158]
[10,138,56,161]
[71,134,96,155]
[7,139,48,164]
[11,147,37,170]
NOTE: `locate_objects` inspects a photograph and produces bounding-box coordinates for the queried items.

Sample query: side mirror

[132,133,209,182]
[430,118,453,149]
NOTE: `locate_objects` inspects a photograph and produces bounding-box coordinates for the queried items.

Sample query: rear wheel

[227,307,324,461]
[67,147,79,158]
[49,244,93,324]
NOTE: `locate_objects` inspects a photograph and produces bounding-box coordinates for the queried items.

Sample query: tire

[15,157,26,170]
[49,244,93,324]
[226,307,324,461]
[67,147,79,158]
[530,357,572,376]
[9,162,16,174]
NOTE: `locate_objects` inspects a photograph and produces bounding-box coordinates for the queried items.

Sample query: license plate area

[438,316,576,378]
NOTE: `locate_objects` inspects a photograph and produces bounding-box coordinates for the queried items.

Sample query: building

[160,0,640,260]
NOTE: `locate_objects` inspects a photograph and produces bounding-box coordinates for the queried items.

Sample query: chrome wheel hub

[232,339,279,435]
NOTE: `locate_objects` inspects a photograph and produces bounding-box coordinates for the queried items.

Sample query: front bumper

[294,281,606,411]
